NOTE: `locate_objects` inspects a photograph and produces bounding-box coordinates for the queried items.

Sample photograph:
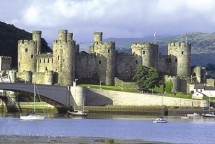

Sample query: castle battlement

[131,42,157,48]
[168,42,191,47]
[18,40,36,45]
[32,30,42,34]
[53,40,76,45]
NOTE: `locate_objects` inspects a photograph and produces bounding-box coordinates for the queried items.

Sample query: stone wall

[71,87,207,107]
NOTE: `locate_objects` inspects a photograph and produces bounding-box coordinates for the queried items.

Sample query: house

[193,84,215,99]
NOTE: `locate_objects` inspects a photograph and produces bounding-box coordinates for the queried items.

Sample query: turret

[18,40,37,72]
[32,31,42,54]
[131,42,158,69]
[94,32,103,43]
[168,42,191,77]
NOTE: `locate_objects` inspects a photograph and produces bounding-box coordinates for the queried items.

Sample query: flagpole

[154,32,156,44]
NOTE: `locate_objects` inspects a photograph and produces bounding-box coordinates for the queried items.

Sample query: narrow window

[175,59,177,62]
[136,60,138,64]
[99,60,101,64]
[44,59,45,63]
[108,49,110,53]
[25,48,28,52]
[52,58,53,63]
[45,67,47,70]
[48,59,49,63]
[58,55,59,60]
[63,59,65,62]
[31,54,33,58]
[19,62,20,67]
[143,51,145,54]
[181,51,184,54]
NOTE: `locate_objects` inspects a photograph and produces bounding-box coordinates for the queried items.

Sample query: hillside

[1,21,215,67]
[0,21,52,68]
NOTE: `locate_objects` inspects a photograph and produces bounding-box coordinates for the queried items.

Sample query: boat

[186,112,199,117]
[20,83,45,120]
[67,109,88,116]
[153,116,167,123]
[181,116,190,119]
[202,112,215,118]
[68,98,88,116]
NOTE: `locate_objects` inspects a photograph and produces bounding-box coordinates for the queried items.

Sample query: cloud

[1,0,215,42]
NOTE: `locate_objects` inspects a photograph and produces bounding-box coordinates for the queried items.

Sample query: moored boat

[153,116,167,123]
[186,112,199,117]
[67,110,88,116]
[202,112,215,118]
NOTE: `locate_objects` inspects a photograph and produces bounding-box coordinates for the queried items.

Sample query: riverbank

[0,135,168,144]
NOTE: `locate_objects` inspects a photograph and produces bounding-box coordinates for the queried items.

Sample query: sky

[1,0,215,43]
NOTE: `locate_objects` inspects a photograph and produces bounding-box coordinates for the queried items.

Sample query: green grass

[79,84,193,99]
[79,84,140,93]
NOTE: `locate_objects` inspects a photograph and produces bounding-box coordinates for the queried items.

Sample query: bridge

[0,83,72,112]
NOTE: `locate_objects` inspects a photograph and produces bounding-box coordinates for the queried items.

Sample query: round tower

[131,43,158,68]
[168,42,191,77]
[18,40,37,72]
[32,31,42,54]
[53,38,76,86]
[67,33,73,41]
[58,30,68,41]
[94,41,115,85]
[94,32,103,43]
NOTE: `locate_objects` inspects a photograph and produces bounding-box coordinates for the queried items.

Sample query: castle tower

[32,31,42,54]
[53,30,76,86]
[168,42,191,77]
[18,40,37,72]
[94,32,103,43]
[93,32,115,85]
[67,33,73,41]
[58,30,68,42]
[131,43,158,69]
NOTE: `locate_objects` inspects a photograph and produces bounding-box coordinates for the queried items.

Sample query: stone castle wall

[83,88,206,107]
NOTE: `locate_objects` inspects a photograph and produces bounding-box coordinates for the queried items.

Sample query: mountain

[0,21,52,68]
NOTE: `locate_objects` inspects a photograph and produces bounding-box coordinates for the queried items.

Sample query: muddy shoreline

[0,135,169,144]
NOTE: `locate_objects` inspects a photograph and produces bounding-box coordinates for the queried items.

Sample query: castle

[6,29,205,93]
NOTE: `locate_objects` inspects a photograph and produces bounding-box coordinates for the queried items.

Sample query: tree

[133,65,162,92]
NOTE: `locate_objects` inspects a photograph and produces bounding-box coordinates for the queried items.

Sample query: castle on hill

[3,29,204,93]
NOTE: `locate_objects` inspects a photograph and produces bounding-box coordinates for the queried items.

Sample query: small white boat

[186,112,199,117]
[20,83,45,120]
[67,110,88,116]
[153,116,167,123]
[202,112,215,118]
[181,116,190,119]
[68,98,88,116]
[20,112,45,120]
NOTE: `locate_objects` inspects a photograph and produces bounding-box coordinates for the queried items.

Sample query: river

[0,112,214,144]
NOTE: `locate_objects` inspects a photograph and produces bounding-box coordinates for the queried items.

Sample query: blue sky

[1,0,215,43]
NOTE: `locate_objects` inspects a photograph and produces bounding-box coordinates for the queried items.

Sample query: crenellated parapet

[168,42,191,47]
[18,40,36,45]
